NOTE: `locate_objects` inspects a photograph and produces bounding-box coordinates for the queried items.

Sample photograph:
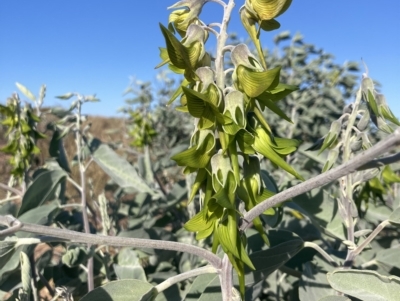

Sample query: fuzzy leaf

[93,144,154,195]
[18,170,67,217]
[327,270,400,301]
[56,92,74,100]
[16,82,36,101]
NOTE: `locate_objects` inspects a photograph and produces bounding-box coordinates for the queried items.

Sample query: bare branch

[155,265,218,293]
[240,128,400,231]
[0,182,23,196]
[0,216,222,269]
[0,215,23,236]
[304,242,338,267]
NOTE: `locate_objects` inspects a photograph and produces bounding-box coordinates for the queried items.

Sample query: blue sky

[1,1,399,116]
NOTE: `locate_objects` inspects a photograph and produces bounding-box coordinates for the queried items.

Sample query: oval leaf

[18,170,67,217]
[16,82,36,101]
[92,144,154,195]
[327,270,400,301]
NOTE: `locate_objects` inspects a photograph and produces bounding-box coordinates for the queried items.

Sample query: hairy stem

[0,217,222,268]
[304,242,338,267]
[155,265,218,293]
[220,254,233,301]
[75,100,94,292]
[214,0,234,90]
[240,128,400,231]
[351,220,391,257]
[214,1,235,298]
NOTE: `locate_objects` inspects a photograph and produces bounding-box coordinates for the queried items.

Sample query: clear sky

[1,1,399,116]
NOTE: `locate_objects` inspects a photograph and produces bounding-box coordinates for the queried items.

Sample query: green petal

[236,65,281,97]
[253,128,303,180]
[172,131,215,168]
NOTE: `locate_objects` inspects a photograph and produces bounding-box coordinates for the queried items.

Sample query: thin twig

[0,182,23,196]
[0,215,23,236]
[155,265,218,292]
[240,128,400,231]
[352,220,391,257]
[204,26,219,37]
[0,195,21,205]
[67,177,82,193]
[304,242,338,267]
[153,171,168,196]
[84,157,94,172]
[208,22,222,29]
[37,268,55,296]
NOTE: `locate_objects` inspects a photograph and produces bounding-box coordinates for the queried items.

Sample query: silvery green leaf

[93,144,155,195]
[18,170,67,217]
[15,82,36,101]
[327,270,400,301]
[56,92,75,100]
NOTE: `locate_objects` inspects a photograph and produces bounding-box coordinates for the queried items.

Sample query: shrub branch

[0,216,223,269]
[240,128,400,231]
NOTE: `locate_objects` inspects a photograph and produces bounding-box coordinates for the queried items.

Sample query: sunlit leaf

[93,144,154,195]
[16,82,36,101]
[327,270,400,301]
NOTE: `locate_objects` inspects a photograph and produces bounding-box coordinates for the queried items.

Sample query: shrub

[1,1,400,301]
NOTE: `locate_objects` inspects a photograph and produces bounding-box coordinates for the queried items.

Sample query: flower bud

[356,109,370,131]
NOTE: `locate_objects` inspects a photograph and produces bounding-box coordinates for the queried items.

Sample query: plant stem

[213,1,235,298]
[67,177,82,193]
[0,182,23,196]
[75,100,94,292]
[214,0,234,90]
[220,254,233,301]
[155,265,218,293]
[304,242,338,267]
[0,195,21,205]
[351,219,391,257]
[0,217,222,268]
[240,128,400,231]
